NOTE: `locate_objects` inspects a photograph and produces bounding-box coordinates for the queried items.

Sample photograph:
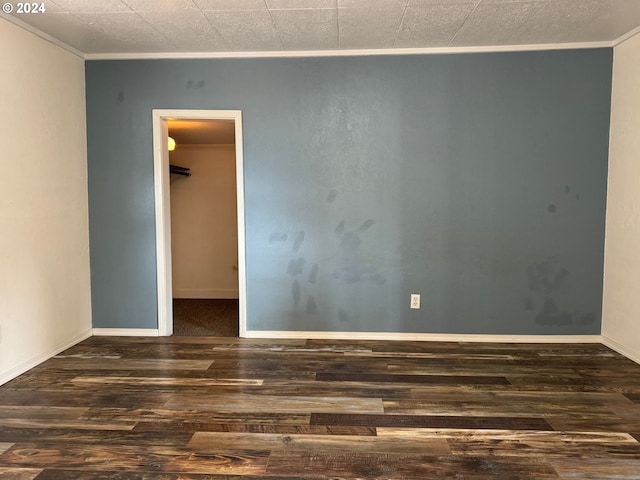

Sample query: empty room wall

[0,20,91,384]
[86,50,612,336]
[602,33,640,362]
[170,145,239,299]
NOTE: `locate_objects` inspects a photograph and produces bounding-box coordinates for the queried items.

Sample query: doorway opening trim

[152,109,247,337]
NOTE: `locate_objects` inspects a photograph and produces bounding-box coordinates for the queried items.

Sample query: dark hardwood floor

[1,337,640,479]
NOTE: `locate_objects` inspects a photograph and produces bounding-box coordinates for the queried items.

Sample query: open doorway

[152,110,246,338]
[169,119,238,336]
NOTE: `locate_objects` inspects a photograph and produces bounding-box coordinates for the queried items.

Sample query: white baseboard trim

[601,335,640,365]
[92,328,160,337]
[0,328,93,386]
[173,289,239,299]
[243,330,602,343]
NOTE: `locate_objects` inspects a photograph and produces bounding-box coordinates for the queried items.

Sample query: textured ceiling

[3,0,640,56]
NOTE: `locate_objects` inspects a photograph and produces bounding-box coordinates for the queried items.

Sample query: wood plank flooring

[1,337,640,479]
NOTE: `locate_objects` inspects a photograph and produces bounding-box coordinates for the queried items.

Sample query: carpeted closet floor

[172,299,239,337]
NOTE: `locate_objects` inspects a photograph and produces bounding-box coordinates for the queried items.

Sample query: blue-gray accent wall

[86,49,612,334]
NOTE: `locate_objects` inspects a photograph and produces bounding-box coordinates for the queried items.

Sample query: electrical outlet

[410,294,420,309]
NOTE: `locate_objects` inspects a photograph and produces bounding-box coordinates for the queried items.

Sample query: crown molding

[613,24,640,47]
[84,41,613,61]
[0,13,83,58]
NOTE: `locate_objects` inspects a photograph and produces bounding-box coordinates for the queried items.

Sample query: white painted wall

[170,145,239,298]
[0,20,92,385]
[602,33,640,364]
